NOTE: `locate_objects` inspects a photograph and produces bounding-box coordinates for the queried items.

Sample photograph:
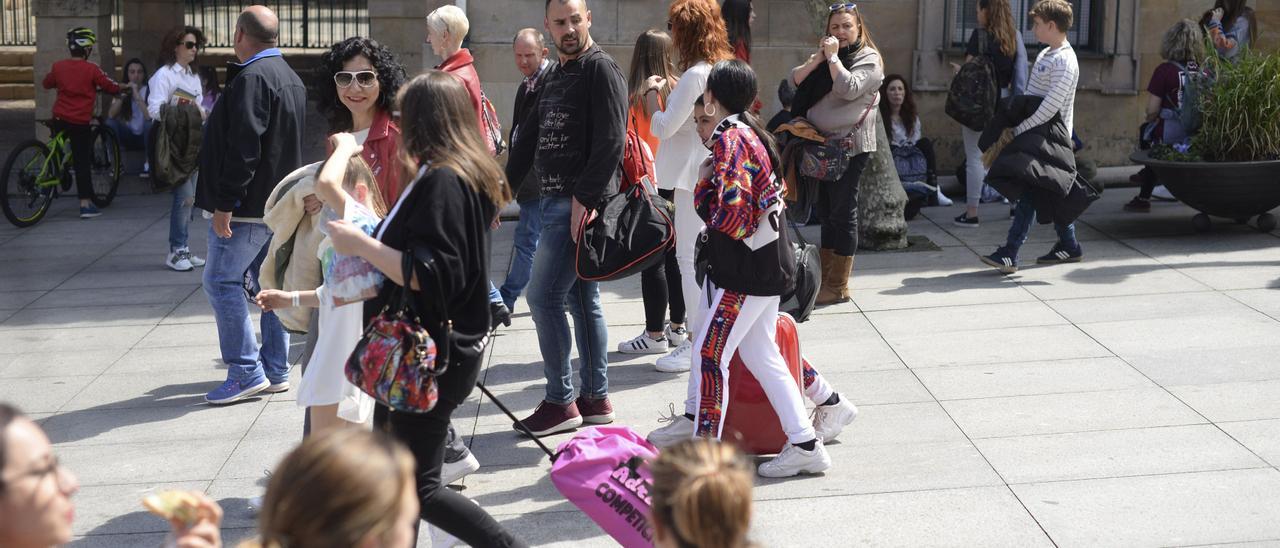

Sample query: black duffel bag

[575,183,675,282]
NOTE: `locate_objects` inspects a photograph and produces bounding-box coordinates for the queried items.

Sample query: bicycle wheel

[1,140,55,228]
[89,125,122,207]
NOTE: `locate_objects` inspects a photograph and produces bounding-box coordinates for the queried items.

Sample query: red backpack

[621,114,657,193]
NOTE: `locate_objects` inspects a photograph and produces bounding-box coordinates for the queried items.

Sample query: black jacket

[364,167,496,339]
[196,53,307,218]
[982,95,1096,226]
[504,45,627,209]
[508,60,555,204]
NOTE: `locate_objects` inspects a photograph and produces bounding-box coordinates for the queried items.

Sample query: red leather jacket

[437,49,486,138]
[361,109,403,207]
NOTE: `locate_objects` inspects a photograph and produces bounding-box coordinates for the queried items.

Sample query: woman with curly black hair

[316,37,407,204]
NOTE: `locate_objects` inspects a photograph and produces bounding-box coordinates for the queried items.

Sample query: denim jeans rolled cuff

[1004,197,1078,258]
[498,198,543,311]
[526,196,609,405]
[169,171,197,251]
[202,222,290,384]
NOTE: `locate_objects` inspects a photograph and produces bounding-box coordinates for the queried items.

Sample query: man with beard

[505,0,628,437]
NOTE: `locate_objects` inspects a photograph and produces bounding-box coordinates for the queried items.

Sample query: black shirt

[504,45,628,209]
[365,166,496,337]
[966,29,1016,90]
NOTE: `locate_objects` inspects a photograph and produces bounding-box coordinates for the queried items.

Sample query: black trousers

[640,188,686,333]
[816,152,870,257]
[373,351,525,548]
[916,138,939,178]
[51,120,94,200]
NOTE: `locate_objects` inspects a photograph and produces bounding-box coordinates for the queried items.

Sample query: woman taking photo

[789,3,884,305]
[618,29,686,357]
[149,26,207,273]
[316,37,407,204]
[642,0,736,373]
[106,58,151,178]
[326,71,523,548]
[952,0,1026,228]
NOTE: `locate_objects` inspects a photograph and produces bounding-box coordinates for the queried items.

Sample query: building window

[948,0,1099,52]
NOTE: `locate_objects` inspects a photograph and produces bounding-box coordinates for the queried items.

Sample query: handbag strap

[852,92,879,131]
[398,247,453,369]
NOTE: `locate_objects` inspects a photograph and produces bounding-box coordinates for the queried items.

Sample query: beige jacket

[794,47,884,155]
[259,162,325,334]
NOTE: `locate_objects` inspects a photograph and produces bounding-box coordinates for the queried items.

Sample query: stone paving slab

[2,188,1278,546]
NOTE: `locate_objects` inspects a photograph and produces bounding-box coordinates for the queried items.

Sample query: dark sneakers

[1036,243,1084,265]
[980,247,1019,274]
[1123,197,1151,212]
[953,212,980,228]
[490,301,512,332]
[576,395,615,425]
[514,400,583,437]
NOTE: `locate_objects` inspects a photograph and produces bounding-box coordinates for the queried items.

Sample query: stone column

[34,0,116,140]
[857,118,908,251]
[119,0,183,72]
[371,0,449,76]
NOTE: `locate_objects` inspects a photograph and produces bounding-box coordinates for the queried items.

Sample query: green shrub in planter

[1190,48,1280,162]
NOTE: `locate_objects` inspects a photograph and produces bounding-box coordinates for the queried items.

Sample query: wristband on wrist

[291,292,300,308]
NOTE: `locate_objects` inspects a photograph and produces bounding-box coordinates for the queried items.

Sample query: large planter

[1131,150,1280,232]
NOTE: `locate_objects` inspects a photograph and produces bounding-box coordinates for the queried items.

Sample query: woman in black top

[327,70,522,548]
[953,0,1028,228]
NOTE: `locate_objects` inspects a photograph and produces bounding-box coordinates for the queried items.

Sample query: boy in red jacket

[41,27,121,218]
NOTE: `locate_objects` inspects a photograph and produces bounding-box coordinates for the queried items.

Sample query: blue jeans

[169,172,196,251]
[202,223,290,384]
[1005,197,1079,258]
[498,198,543,312]
[105,117,151,154]
[526,196,608,404]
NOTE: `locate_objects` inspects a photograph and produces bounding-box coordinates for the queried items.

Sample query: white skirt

[296,285,374,424]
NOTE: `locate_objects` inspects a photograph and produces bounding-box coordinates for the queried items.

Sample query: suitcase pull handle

[475,381,560,463]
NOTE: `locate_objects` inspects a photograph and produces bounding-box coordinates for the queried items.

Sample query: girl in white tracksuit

[648,60,857,478]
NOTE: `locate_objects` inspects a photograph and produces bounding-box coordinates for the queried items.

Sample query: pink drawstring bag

[474,383,659,548]
[551,426,659,548]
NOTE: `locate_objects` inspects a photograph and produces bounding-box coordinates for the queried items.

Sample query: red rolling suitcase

[721,312,805,455]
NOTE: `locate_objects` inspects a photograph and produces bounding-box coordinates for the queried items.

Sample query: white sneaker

[617,332,669,355]
[812,397,858,443]
[935,187,954,206]
[165,250,194,272]
[647,407,695,448]
[757,440,831,478]
[177,247,206,268]
[655,341,693,373]
[664,323,688,347]
[441,451,480,485]
[1151,185,1178,201]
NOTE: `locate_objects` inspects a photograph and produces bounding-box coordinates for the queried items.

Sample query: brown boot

[816,250,853,305]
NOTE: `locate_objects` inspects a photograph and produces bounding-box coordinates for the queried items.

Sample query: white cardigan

[649,61,712,192]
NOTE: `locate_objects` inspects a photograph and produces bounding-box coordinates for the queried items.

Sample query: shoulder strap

[401,246,453,370]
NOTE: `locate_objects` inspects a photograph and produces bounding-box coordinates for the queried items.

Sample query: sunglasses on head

[829,2,857,10]
[334,70,378,88]
[182,41,200,50]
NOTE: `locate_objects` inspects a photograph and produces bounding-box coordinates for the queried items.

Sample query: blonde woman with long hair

[953,0,1029,228]
[650,438,756,548]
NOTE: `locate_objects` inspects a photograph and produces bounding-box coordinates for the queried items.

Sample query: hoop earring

[703,102,718,118]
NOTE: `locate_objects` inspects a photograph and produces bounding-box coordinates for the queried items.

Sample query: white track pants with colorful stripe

[682,281,817,445]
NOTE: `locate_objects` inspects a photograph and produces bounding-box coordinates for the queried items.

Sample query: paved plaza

[2,181,1280,546]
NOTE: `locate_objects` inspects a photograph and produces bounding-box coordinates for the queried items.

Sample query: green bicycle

[1,119,122,227]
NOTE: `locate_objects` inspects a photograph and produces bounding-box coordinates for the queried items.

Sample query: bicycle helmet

[67,27,97,49]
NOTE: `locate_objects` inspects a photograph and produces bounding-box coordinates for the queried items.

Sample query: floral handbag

[799,93,878,182]
[345,247,451,414]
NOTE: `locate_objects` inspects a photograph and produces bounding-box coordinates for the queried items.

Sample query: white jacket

[650,61,712,192]
[260,162,325,333]
[147,63,204,120]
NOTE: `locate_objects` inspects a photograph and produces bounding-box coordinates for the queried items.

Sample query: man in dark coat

[197,5,307,405]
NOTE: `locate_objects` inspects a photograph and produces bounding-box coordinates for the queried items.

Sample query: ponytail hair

[705,59,781,172]
[650,438,755,548]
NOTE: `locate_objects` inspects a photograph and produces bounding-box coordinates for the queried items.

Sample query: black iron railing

[186,0,369,49]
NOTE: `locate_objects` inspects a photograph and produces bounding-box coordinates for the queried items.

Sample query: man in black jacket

[197,5,307,405]
[506,0,627,437]
[496,28,556,316]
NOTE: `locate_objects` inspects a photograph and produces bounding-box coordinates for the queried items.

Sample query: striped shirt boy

[1015,41,1079,136]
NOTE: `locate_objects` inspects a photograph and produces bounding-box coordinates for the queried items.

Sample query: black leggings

[52,120,94,200]
[640,189,686,333]
[816,152,870,256]
[916,138,938,177]
[373,351,526,548]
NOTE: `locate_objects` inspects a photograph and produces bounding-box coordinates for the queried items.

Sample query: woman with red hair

[638,0,736,374]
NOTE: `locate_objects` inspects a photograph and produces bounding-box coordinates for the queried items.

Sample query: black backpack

[945,30,999,132]
[780,220,820,323]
